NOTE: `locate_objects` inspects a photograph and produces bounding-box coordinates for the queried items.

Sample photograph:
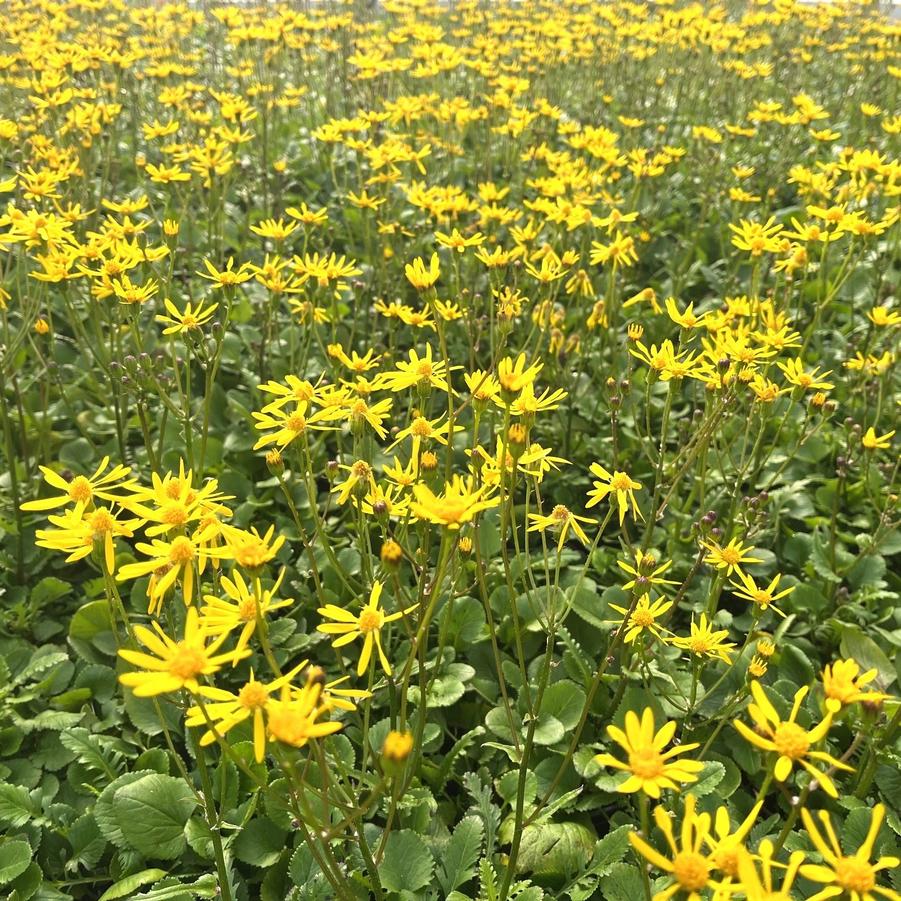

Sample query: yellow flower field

[1,0,899,898]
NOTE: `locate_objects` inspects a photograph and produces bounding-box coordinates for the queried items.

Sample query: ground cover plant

[1,0,900,898]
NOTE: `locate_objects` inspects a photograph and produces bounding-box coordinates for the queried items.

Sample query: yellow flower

[266,681,343,750]
[435,228,484,252]
[628,795,729,898]
[155,298,218,335]
[382,730,414,761]
[118,608,249,697]
[672,614,736,663]
[800,804,900,901]
[221,524,285,571]
[317,581,414,677]
[527,504,595,551]
[706,801,763,882]
[737,840,805,901]
[862,427,894,450]
[866,306,901,327]
[185,664,305,762]
[249,217,298,242]
[22,457,136,512]
[118,529,219,608]
[732,682,851,798]
[497,353,543,397]
[410,475,499,529]
[585,463,642,525]
[376,345,453,394]
[199,569,293,660]
[198,257,254,288]
[728,570,794,617]
[701,537,762,577]
[821,659,889,713]
[777,358,834,392]
[35,505,141,573]
[404,252,440,290]
[593,708,703,798]
[609,596,673,644]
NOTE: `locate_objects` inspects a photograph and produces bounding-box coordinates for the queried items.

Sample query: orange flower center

[631,607,655,628]
[835,857,875,894]
[88,509,115,535]
[268,704,312,747]
[672,852,709,891]
[411,418,432,437]
[610,472,633,490]
[162,503,189,525]
[238,598,257,621]
[772,722,809,759]
[238,681,269,710]
[358,608,382,633]
[168,643,206,680]
[551,504,570,523]
[168,536,195,564]
[416,361,434,378]
[234,541,269,569]
[714,845,740,877]
[628,746,665,779]
[286,413,306,432]
[719,546,741,565]
[68,476,93,503]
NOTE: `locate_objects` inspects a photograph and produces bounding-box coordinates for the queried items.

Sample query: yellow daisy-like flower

[266,681,344,751]
[185,663,305,762]
[628,794,728,900]
[118,608,249,697]
[737,839,806,901]
[609,596,673,644]
[404,252,440,290]
[701,537,762,577]
[317,581,415,677]
[705,801,763,884]
[585,463,642,525]
[21,457,136,512]
[199,568,293,660]
[732,682,852,798]
[155,297,218,335]
[117,528,220,607]
[861,427,894,451]
[35,504,142,574]
[410,475,499,529]
[800,804,900,901]
[593,708,703,798]
[671,614,736,663]
[821,659,890,714]
[527,504,595,551]
[728,570,794,617]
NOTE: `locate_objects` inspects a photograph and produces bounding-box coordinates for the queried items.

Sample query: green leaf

[539,681,587,731]
[438,816,484,894]
[691,761,726,798]
[99,869,169,901]
[0,784,37,828]
[602,862,645,901]
[588,824,631,876]
[288,845,331,899]
[840,628,897,687]
[380,829,434,893]
[112,773,198,859]
[132,874,218,900]
[515,821,596,880]
[532,714,565,746]
[233,817,287,868]
[0,841,33,885]
[68,600,116,662]
[60,728,124,781]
